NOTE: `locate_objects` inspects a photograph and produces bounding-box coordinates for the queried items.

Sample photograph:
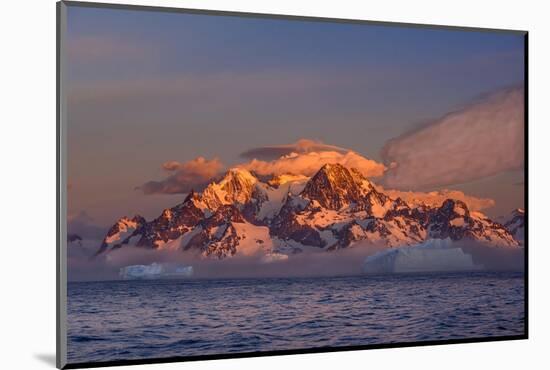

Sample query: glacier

[363,238,482,274]
[119,262,193,280]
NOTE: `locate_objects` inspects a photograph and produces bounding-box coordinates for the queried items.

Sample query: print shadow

[34,353,56,367]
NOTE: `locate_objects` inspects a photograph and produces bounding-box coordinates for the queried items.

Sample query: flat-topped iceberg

[260,252,289,264]
[363,238,482,274]
[119,262,193,280]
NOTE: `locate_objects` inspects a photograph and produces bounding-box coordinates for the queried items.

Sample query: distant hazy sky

[66,5,525,226]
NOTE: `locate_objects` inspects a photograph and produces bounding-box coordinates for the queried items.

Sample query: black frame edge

[523,32,529,339]
[63,334,527,369]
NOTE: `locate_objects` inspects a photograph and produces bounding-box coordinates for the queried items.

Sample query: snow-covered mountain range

[499,208,525,245]
[95,164,522,259]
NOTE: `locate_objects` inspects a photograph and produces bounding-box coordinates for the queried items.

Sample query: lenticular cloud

[381,86,524,189]
[240,139,349,160]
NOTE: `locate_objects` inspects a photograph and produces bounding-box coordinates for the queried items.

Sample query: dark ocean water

[67,272,525,364]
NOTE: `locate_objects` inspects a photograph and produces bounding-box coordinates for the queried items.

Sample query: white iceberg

[260,252,289,264]
[363,238,482,274]
[162,265,194,278]
[119,262,193,280]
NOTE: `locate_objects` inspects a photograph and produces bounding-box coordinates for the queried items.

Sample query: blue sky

[67,6,523,81]
[65,5,525,225]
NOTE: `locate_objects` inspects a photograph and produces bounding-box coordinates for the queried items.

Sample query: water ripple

[67,272,524,364]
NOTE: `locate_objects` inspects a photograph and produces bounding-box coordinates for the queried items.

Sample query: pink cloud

[139,157,224,195]
[239,151,386,178]
[376,186,496,211]
[161,161,182,171]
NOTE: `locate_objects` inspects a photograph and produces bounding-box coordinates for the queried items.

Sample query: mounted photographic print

[57,1,528,368]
